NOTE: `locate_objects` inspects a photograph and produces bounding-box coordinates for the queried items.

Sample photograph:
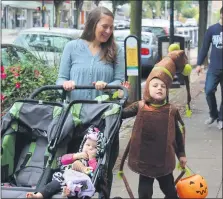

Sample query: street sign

[124,35,140,77]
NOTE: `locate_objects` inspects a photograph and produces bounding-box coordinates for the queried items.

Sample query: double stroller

[1,85,128,198]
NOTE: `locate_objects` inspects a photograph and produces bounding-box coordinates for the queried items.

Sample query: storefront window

[33,11,41,27]
[1,6,6,29]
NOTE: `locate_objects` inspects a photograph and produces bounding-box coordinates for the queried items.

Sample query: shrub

[1,63,59,115]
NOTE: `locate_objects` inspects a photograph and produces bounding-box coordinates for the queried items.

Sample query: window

[1,48,11,66]
[141,35,151,44]
[152,35,158,45]
[15,33,72,52]
[1,46,19,66]
[13,46,38,64]
[142,26,166,37]
[115,33,151,44]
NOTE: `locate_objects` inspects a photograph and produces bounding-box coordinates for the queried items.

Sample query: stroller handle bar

[29,85,129,101]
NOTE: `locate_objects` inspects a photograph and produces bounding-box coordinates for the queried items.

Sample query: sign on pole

[124,35,140,78]
[124,35,141,100]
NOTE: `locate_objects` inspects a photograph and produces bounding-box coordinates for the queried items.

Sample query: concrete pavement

[110,70,222,198]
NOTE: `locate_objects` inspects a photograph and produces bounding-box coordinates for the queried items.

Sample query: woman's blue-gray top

[56,39,125,101]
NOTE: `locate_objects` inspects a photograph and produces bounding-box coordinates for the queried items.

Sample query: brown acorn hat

[143,50,189,103]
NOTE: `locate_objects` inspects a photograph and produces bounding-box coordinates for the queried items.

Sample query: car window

[15,33,72,52]
[142,26,166,37]
[1,48,11,66]
[115,33,151,44]
[13,46,38,64]
[1,46,19,66]
[141,35,151,44]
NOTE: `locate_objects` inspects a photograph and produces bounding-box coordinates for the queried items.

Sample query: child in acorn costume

[119,46,192,199]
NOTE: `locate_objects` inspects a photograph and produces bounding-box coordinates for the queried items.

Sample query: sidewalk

[110,71,222,198]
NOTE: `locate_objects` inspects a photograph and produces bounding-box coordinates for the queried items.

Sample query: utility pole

[169,0,174,44]
[128,0,142,102]
[42,0,45,27]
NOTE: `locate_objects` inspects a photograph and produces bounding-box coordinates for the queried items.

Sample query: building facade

[1,1,96,29]
[1,1,54,29]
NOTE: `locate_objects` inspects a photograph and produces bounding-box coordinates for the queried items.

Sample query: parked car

[141,19,169,37]
[1,43,45,67]
[14,27,83,66]
[114,30,158,69]
[114,20,126,30]
[174,20,184,27]
[184,18,198,27]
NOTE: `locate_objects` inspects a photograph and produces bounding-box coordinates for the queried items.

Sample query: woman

[56,6,125,101]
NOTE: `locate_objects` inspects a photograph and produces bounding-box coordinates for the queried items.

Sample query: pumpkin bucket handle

[175,170,186,185]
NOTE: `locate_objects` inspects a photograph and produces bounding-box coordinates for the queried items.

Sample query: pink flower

[10,66,21,74]
[1,66,4,73]
[15,82,21,89]
[14,73,20,78]
[1,93,5,101]
[34,69,40,78]
[1,73,7,79]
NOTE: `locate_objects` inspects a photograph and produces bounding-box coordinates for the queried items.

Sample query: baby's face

[149,78,167,101]
[82,138,97,158]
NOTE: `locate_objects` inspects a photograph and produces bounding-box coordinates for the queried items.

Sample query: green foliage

[142,1,152,18]
[1,54,59,114]
[182,7,198,18]
[111,0,129,14]
[211,11,220,24]
[143,1,161,18]
[160,1,186,11]
[175,1,186,11]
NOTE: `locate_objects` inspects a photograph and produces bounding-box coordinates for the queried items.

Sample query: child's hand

[118,81,131,98]
[87,151,96,160]
[75,152,88,160]
[121,81,131,90]
[84,167,93,174]
[179,156,187,168]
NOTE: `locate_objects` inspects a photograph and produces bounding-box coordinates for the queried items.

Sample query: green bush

[1,62,59,115]
[182,7,198,19]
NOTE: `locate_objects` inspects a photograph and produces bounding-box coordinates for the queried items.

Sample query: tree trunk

[73,0,84,29]
[112,3,116,16]
[94,0,100,6]
[128,0,142,103]
[74,9,80,29]
[198,1,208,67]
[55,4,61,27]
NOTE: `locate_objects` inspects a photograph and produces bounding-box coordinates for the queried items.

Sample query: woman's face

[149,78,167,102]
[94,14,114,43]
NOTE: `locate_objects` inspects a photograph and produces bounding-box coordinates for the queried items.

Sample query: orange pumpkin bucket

[176,174,208,198]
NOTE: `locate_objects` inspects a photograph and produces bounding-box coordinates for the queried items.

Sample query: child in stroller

[26,126,104,198]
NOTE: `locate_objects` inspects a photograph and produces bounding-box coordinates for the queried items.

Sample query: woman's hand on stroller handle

[92,81,107,90]
[63,80,75,91]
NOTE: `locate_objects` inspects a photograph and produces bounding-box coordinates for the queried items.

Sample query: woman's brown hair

[80,6,117,64]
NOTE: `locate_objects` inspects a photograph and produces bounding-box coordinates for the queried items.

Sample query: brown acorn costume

[117,49,191,199]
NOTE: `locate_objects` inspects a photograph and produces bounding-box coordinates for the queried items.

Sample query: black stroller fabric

[1,100,122,198]
[1,100,66,197]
